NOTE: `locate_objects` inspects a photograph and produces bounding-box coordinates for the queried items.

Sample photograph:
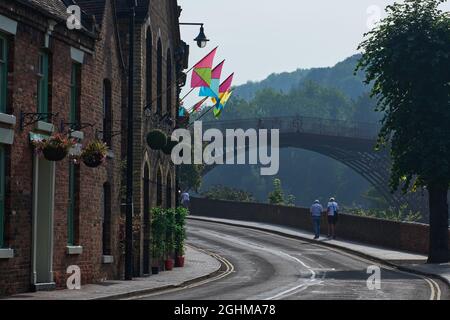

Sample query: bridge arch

[198,116,427,212]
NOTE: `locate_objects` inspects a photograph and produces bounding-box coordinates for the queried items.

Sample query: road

[137,219,449,300]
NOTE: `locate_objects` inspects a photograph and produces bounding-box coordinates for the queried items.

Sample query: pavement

[188,215,450,288]
[6,245,221,300]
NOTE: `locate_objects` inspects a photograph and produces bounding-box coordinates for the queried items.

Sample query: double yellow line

[126,245,234,299]
[424,277,441,300]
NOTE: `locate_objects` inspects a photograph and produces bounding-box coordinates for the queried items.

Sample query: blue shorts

[328,215,337,225]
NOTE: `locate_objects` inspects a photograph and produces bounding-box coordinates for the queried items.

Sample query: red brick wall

[0,0,183,295]
[190,197,450,255]
[117,0,180,276]
[0,0,123,295]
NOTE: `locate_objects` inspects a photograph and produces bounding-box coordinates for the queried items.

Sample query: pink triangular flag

[212,60,225,80]
[194,47,218,69]
[219,73,234,93]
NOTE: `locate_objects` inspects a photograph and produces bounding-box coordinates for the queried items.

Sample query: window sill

[102,255,114,264]
[35,120,54,134]
[66,245,83,255]
[0,127,14,145]
[0,112,16,126]
[0,248,14,259]
[70,130,84,141]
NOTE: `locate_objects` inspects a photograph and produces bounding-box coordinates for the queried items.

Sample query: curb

[92,246,223,300]
[188,216,450,289]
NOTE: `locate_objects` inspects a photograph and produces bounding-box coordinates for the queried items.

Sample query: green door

[34,157,55,284]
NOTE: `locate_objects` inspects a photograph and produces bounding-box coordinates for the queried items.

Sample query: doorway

[32,156,55,289]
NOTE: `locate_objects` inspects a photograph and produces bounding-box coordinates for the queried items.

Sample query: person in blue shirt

[310,200,324,239]
[180,191,190,209]
[327,197,339,239]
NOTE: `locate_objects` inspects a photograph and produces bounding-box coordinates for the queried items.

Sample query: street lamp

[179,23,209,48]
[194,25,209,48]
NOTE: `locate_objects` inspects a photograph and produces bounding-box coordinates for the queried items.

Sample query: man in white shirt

[310,200,323,239]
[327,197,339,239]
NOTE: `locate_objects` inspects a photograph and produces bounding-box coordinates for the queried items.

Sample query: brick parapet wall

[190,197,450,255]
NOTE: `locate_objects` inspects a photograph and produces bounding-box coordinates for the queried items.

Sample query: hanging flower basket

[42,146,68,161]
[146,130,167,150]
[162,139,179,155]
[81,140,108,168]
[33,133,76,162]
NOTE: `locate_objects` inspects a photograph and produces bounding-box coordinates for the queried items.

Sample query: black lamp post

[125,0,137,281]
[179,23,209,48]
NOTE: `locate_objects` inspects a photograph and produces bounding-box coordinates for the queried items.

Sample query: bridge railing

[199,116,380,140]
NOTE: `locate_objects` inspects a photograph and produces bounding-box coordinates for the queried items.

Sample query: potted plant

[81,140,108,168]
[174,225,185,267]
[164,208,176,271]
[146,130,167,150]
[33,133,76,161]
[174,207,188,267]
[151,207,166,274]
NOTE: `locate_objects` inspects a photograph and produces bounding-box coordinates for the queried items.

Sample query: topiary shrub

[162,139,179,155]
[146,130,167,150]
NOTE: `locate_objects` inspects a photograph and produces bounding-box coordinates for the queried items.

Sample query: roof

[74,0,106,25]
[24,0,70,21]
[16,0,97,35]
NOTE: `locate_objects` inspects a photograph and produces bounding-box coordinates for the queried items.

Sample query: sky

[178,0,450,107]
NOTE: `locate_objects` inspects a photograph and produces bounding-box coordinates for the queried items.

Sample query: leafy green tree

[268,178,285,205]
[285,194,296,207]
[356,0,450,262]
[179,164,203,192]
[345,205,422,222]
[362,186,389,209]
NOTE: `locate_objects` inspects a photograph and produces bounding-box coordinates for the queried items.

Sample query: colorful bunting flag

[178,106,187,117]
[190,47,218,88]
[199,60,225,99]
[213,90,233,118]
[211,73,234,105]
[191,97,208,113]
[219,73,234,93]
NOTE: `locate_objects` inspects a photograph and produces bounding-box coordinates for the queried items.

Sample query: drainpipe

[125,0,137,281]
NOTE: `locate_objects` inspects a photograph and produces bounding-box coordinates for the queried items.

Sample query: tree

[356,0,450,262]
[268,178,296,206]
[268,178,285,205]
[179,164,203,192]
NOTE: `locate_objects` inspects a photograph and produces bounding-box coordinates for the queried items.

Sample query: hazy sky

[178,0,450,105]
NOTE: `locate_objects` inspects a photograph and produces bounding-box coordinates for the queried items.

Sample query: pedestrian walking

[327,197,339,239]
[180,191,190,209]
[310,200,323,239]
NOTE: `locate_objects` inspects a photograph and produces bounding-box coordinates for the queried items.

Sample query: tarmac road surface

[137,219,449,300]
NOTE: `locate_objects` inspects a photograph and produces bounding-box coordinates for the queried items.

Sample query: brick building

[0,0,125,295]
[116,0,188,276]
